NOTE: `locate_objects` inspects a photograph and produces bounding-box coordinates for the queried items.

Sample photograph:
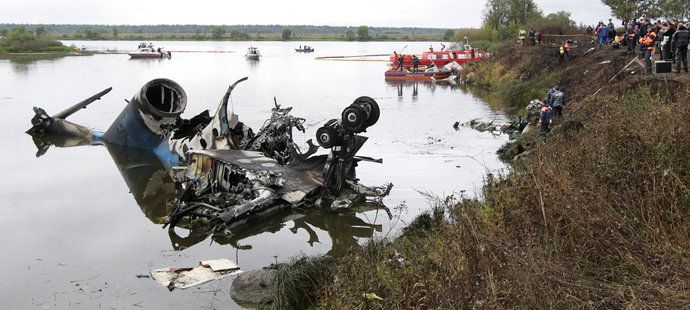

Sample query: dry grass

[296,44,690,309]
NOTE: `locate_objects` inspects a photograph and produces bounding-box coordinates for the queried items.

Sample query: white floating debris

[151,258,241,290]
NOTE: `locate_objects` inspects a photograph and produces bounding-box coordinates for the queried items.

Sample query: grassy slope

[292,44,690,309]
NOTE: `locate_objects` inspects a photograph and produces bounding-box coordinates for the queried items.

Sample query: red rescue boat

[389,45,489,69]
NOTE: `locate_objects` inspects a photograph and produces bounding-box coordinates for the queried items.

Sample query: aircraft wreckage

[27,77,392,234]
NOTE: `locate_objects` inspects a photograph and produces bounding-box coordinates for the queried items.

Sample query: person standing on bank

[662,22,676,61]
[538,101,552,138]
[528,28,536,45]
[518,29,527,47]
[671,23,690,73]
[598,22,609,46]
[626,24,637,55]
[639,29,657,74]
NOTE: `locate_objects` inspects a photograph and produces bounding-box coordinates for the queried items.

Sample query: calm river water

[0,41,508,309]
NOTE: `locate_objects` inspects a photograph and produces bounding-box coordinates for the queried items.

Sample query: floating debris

[150,258,240,291]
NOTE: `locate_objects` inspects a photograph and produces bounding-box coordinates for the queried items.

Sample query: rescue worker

[518,29,527,47]
[545,85,558,102]
[671,23,690,73]
[411,55,420,73]
[528,28,536,45]
[397,55,405,71]
[538,101,552,137]
[536,31,542,44]
[558,41,570,64]
[639,29,657,74]
[550,87,565,117]
[613,34,621,49]
[598,22,609,46]
[625,24,637,55]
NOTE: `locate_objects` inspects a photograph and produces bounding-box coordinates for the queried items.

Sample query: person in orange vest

[538,101,553,137]
[639,29,657,73]
[558,41,571,64]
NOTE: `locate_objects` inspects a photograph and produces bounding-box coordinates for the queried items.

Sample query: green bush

[0,27,71,53]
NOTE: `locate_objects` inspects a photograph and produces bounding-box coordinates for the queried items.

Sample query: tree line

[0,23,449,37]
[601,0,690,23]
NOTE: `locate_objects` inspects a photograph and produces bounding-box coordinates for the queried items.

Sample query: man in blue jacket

[598,23,609,46]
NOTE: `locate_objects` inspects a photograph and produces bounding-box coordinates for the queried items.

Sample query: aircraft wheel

[316,126,340,148]
[353,96,379,127]
[341,105,367,133]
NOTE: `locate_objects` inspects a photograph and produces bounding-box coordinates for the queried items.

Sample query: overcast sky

[0,0,614,28]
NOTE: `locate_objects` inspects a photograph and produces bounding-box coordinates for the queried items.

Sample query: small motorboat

[245,46,261,60]
[295,46,314,53]
[128,47,171,59]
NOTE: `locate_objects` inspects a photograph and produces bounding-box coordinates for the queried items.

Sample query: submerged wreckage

[27,77,392,234]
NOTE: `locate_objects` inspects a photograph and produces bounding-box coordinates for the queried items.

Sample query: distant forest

[0,24,447,35]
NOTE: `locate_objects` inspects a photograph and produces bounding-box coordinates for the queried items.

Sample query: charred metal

[27,77,392,234]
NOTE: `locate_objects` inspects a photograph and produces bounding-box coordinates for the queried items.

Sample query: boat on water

[128,47,172,59]
[295,45,314,53]
[384,69,453,81]
[245,46,261,60]
[128,43,171,59]
[389,44,488,69]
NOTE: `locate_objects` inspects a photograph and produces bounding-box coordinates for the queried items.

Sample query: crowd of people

[623,17,689,73]
[515,16,689,139]
[588,17,690,73]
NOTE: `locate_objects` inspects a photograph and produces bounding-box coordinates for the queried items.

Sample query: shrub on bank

[0,26,72,53]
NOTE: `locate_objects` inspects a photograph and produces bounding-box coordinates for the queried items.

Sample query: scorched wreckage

[27,77,392,234]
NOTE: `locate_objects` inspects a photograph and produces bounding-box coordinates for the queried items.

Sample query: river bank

[262,42,690,308]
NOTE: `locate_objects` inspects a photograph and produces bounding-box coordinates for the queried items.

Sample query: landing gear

[352,96,380,127]
[316,126,340,148]
[340,96,380,133]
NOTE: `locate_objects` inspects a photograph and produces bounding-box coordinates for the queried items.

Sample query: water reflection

[105,144,176,223]
[169,207,383,257]
[386,79,470,102]
[30,132,100,157]
[389,81,419,101]
[246,58,260,70]
[1,54,74,75]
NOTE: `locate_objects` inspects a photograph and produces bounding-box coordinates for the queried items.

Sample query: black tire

[353,96,380,127]
[341,105,367,133]
[316,126,339,148]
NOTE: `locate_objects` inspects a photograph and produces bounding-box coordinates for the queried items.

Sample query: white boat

[245,46,261,60]
[128,47,171,59]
